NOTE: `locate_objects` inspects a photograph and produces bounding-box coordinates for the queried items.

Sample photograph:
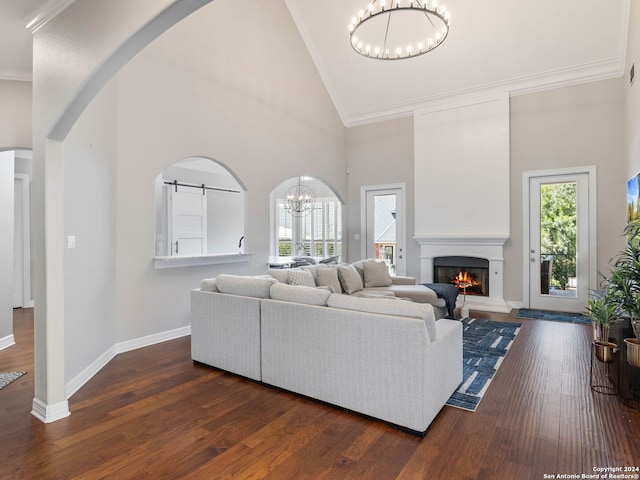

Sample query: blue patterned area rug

[0,371,26,391]
[515,308,590,325]
[446,318,521,412]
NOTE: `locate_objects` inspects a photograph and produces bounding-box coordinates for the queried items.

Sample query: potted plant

[606,221,640,339]
[585,287,620,363]
[604,220,640,367]
[585,287,620,344]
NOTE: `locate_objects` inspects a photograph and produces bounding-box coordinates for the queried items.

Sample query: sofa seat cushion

[270,283,331,306]
[327,293,437,341]
[352,290,396,298]
[216,274,277,298]
[365,284,447,308]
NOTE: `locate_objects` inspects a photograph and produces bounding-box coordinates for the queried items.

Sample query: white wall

[0,152,14,342]
[0,80,31,149]
[625,0,640,177]
[346,116,419,279]
[508,78,626,303]
[414,94,510,237]
[63,82,118,382]
[104,1,345,343]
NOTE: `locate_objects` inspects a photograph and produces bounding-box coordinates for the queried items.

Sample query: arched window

[271,177,343,260]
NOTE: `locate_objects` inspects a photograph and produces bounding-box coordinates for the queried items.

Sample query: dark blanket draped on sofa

[422,283,459,319]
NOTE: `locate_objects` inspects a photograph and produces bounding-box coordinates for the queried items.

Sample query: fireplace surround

[415,235,510,313]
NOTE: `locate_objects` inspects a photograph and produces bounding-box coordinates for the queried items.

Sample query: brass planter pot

[624,338,640,368]
[593,341,618,363]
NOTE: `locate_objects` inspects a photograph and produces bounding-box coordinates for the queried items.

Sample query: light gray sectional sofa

[191,269,463,435]
[265,259,449,319]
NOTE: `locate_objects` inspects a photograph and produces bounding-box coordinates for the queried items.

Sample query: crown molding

[343,56,625,127]
[0,70,32,82]
[287,0,631,129]
[25,0,77,33]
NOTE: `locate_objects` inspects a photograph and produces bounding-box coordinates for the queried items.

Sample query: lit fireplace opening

[434,256,489,297]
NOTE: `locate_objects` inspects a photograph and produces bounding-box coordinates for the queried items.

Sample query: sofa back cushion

[216,274,277,298]
[200,278,219,292]
[316,266,343,293]
[363,261,393,288]
[337,264,364,294]
[270,283,331,306]
[327,294,437,342]
[265,269,290,284]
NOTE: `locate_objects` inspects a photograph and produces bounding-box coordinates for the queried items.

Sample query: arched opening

[154,157,246,258]
[270,176,344,262]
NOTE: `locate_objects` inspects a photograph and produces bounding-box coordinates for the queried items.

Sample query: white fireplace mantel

[415,234,510,313]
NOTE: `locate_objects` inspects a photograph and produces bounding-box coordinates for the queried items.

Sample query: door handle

[530,258,536,262]
[174,241,179,255]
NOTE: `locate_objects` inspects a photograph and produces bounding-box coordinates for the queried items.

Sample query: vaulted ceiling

[0,0,631,126]
[285,0,630,126]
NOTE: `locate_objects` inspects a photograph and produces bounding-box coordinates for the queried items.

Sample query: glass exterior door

[529,174,589,312]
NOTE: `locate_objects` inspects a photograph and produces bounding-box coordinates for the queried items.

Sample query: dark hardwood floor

[1,307,639,479]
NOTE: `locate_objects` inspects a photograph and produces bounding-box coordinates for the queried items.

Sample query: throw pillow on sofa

[337,264,364,294]
[288,269,316,287]
[363,261,393,288]
[316,266,343,293]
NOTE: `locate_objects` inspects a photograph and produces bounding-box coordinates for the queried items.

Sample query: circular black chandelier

[348,0,451,60]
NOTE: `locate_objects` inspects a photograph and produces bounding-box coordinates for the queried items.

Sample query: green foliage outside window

[279,242,292,256]
[540,182,577,290]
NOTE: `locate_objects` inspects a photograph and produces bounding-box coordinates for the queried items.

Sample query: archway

[32,0,214,423]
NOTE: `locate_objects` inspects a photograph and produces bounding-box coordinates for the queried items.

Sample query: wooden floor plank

[1,308,639,479]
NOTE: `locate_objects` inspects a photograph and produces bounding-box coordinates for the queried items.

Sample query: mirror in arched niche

[270,176,344,261]
[155,157,245,258]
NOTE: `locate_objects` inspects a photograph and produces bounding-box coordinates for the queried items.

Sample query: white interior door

[528,172,591,312]
[169,185,207,256]
[363,186,405,276]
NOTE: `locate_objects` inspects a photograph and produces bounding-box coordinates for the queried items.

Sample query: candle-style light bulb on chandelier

[348,0,451,60]
[284,177,315,217]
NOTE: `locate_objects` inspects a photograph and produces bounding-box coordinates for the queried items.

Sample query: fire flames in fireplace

[452,271,481,290]
[433,256,489,297]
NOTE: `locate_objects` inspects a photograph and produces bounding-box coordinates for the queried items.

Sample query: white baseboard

[0,334,16,351]
[65,345,117,399]
[31,397,70,423]
[116,325,191,354]
[65,325,192,400]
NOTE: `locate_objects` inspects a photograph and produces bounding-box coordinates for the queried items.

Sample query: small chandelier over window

[284,177,315,217]
[348,0,451,60]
